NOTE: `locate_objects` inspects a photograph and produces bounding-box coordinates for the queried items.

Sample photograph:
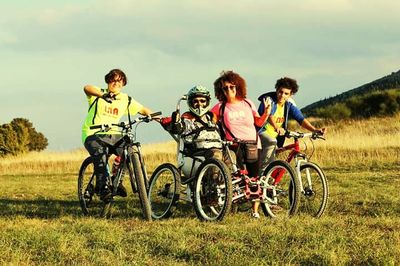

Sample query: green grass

[1,162,399,265]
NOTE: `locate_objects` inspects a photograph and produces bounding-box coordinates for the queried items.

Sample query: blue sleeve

[288,103,305,124]
[257,97,265,116]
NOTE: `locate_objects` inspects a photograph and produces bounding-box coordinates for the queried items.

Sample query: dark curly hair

[275,77,298,94]
[213,70,247,102]
[105,69,127,86]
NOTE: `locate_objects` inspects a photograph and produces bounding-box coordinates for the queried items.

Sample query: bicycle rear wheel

[127,152,152,221]
[260,160,300,218]
[148,163,181,219]
[193,158,232,222]
[78,157,104,216]
[298,162,328,217]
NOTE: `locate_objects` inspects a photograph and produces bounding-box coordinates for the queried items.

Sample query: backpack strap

[219,102,236,140]
[87,89,106,124]
[219,100,257,142]
[127,96,132,125]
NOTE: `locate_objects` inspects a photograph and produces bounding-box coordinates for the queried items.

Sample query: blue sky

[1,0,399,151]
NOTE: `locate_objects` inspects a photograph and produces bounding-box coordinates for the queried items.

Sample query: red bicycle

[275,131,329,217]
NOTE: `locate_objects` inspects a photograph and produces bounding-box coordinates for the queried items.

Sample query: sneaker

[252,212,260,219]
[99,185,112,202]
[116,183,127,197]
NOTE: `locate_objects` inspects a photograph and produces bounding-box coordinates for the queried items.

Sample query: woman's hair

[105,69,127,86]
[214,70,247,102]
[275,77,298,94]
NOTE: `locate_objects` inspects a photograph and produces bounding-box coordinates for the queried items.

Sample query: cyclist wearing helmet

[161,85,228,162]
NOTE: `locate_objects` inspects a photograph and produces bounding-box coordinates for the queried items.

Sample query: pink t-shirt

[211,99,261,148]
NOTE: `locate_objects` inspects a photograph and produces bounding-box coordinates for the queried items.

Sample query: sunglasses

[111,78,123,83]
[192,99,207,104]
[223,85,236,91]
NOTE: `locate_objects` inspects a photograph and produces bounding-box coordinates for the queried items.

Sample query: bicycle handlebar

[89,111,162,131]
[285,130,325,140]
[191,138,233,146]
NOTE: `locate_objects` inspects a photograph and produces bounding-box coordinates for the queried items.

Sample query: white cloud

[1,0,400,150]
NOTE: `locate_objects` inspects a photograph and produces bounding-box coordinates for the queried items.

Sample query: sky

[1,0,399,151]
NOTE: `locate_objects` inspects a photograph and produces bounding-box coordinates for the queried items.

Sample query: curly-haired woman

[211,70,271,219]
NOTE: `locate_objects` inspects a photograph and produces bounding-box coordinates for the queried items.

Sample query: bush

[315,103,352,120]
[310,89,400,120]
[0,118,48,156]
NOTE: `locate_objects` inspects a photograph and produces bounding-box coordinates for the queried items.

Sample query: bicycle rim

[193,158,232,222]
[298,162,329,217]
[78,157,105,217]
[148,163,181,219]
[260,160,300,218]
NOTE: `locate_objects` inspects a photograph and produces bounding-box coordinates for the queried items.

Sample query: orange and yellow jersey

[264,103,285,138]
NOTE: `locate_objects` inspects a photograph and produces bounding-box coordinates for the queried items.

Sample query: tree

[28,131,48,151]
[0,118,48,156]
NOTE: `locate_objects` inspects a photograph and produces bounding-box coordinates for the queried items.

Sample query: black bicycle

[78,112,161,219]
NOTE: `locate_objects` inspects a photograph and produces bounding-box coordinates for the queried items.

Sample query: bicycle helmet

[187,85,211,117]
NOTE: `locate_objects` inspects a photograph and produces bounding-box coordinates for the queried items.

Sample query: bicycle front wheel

[193,158,232,222]
[78,157,104,216]
[298,162,329,217]
[148,163,181,220]
[127,152,152,221]
[260,160,300,218]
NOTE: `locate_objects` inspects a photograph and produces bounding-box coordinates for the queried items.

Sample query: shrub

[0,118,48,156]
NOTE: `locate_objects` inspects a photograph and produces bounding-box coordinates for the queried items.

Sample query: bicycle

[148,95,233,221]
[276,130,329,217]
[217,139,300,219]
[78,112,161,220]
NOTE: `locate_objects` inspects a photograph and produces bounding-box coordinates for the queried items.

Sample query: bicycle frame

[276,131,323,191]
[107,120,154,192]
[93,113,160,193]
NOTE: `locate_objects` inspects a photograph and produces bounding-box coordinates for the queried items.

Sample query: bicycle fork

[295,155,310,194]
[133,143,149,189]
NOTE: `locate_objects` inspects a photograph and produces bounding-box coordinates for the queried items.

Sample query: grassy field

[0,114,399,265]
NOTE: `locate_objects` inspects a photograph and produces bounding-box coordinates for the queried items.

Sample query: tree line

[302,69,400,115]
[306,89,400,120]
[0,118,48,156]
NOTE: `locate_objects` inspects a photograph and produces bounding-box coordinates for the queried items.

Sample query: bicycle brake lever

[144,115,152,123]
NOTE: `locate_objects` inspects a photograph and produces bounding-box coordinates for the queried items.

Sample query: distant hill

[301,70,400,119]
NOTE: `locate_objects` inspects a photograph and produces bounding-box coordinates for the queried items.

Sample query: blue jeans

[259,131,277,176]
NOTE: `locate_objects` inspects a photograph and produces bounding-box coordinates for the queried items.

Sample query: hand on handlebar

[313,127,327,136]
[276,127,286,136]
[142,111,163,123]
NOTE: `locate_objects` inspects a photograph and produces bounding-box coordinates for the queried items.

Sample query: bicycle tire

[127,152,152,221]
[260,160,300,218]
[193,158,232,222]
[298,162,329,218]
[148,163,181,219]
[78,157,105,216]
